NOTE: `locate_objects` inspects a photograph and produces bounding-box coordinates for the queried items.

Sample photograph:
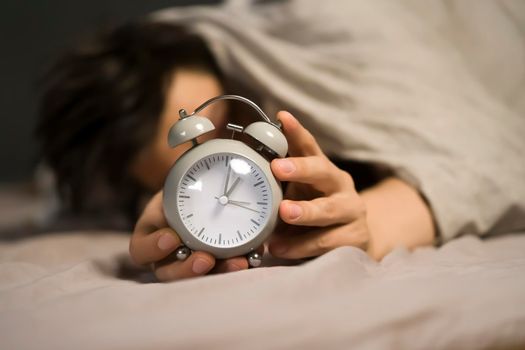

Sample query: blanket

[152,0,525,242]
[1,231,524,349]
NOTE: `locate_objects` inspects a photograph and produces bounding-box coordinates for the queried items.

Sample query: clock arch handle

[193,95,281,129]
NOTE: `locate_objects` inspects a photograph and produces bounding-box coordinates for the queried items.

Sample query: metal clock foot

[247,251,262,268]
[175,245,191,261]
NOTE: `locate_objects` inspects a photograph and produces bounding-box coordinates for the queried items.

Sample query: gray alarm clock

[163,95,288,268]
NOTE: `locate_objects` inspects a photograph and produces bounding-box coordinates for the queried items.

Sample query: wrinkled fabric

[1,232,524,349]
[152,0,525,242]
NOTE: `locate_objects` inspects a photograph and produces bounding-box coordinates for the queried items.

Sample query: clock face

[176,152,272,248]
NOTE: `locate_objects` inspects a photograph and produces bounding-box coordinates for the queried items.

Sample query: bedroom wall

[0,0,219,183]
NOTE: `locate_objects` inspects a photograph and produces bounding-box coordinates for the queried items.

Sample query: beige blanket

[153,0,525,242]
[1,231,524,349]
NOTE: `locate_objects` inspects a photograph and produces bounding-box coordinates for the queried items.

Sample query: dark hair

[36,20,221,223]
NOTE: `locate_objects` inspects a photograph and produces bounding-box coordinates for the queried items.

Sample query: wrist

[361,177,435,260]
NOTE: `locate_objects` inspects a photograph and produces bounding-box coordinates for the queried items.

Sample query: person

[37,1,525,281]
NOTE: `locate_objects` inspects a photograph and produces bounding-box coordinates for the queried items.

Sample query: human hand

[129,192,252,282]
[268,111,369,259]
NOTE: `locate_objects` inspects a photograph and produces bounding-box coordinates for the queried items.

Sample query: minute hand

[226,199,251,205]
[225,177,241,197]
[214,197,250,205]
[227,201,260,213]
[222,165,231,196]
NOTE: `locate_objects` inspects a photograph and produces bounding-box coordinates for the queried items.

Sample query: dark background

[0,0,218,183]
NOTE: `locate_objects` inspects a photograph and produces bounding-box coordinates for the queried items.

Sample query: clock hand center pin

[217,195,229,206]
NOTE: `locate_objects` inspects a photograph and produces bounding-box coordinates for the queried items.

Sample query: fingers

[134,191,168,236]
[130,227,182,266]
[279,195,362,226]
[269,217,369,259]
[131,192,265,282]
[272,156,352,194]
[277,111,323,157]
[157,245,263,281]
[153,251,215,282]
[130,192,181,266]
[213,245,264,273]
[213,256,249,274]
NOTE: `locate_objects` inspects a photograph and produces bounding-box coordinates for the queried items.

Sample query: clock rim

[163,138,282,259]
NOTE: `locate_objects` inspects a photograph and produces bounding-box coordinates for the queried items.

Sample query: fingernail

[157,233,177,251]
[275,159,296,174]
[192,258,211,274]
[287,203,302,220]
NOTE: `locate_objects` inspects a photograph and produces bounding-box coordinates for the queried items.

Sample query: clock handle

[194,95,288,158]
[194,95,281,129]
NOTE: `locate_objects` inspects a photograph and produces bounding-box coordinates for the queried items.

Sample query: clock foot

[175,245,191,261]
[247,251,262,268]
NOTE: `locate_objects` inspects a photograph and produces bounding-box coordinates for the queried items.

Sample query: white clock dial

[176,152,272,248]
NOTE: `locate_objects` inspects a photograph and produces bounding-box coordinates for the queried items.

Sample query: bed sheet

[1,231,524,350]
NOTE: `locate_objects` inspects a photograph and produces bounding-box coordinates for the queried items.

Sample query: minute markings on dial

[197,227,205,237]
[177,152,271,248]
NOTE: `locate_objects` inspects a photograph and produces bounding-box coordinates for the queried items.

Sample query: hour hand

[225,177,241,197]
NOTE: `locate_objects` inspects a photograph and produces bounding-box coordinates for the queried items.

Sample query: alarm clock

[163,95,288,268]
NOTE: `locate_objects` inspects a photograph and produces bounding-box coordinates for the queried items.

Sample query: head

[37,20,227,222]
